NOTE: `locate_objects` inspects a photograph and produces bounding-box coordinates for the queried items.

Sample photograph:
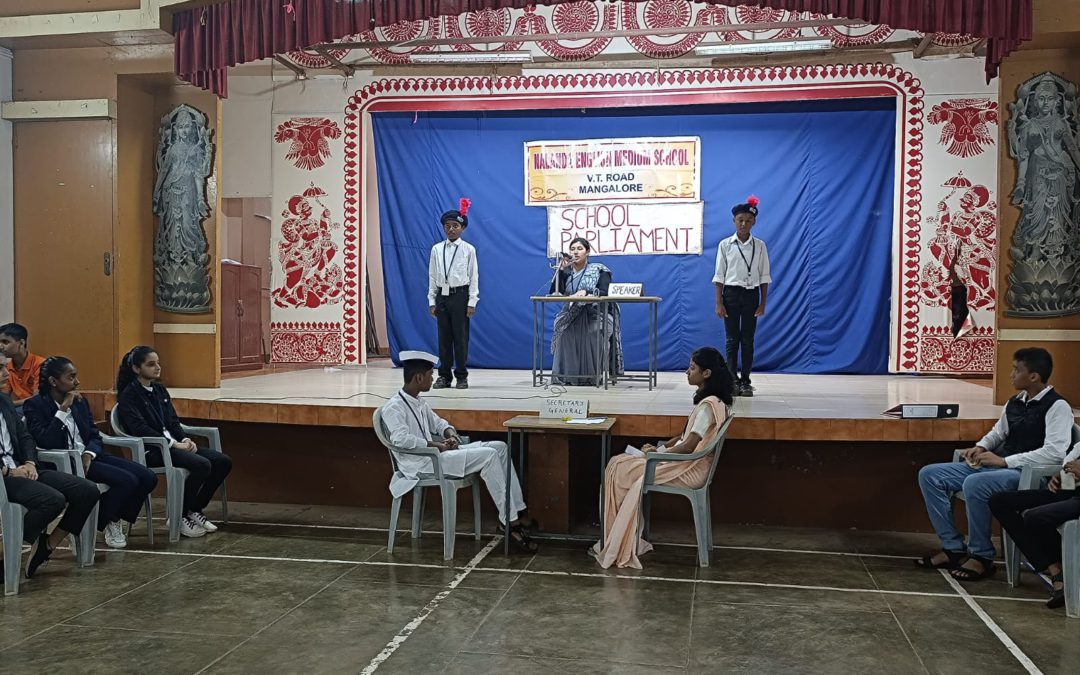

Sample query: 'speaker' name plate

[609,283,643,297]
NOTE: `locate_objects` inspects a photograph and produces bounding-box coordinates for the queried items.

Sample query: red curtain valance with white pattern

[174,0,1031,96]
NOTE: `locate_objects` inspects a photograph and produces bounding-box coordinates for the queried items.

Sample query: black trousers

[722,286,760,384]
[86,453,158,528]
[149,447,233,515]
[989,488,1080,572]
[436,289,470,381]
[3,469,100,543]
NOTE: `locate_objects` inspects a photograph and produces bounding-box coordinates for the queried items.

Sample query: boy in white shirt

[379,351,538,552]
[428,199,479,389]
[713,195,771,397]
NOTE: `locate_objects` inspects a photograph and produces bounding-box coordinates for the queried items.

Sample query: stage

[143,359,1016,442]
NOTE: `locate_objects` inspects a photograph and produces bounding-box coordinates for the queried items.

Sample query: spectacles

[444,222,463,230]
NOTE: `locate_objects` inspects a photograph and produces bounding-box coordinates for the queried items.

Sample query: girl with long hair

[115,346,232,538]
[24,356,158,549]
[592,347,734,569]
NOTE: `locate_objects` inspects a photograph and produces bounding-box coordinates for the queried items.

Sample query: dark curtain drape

[174,0,1032,96]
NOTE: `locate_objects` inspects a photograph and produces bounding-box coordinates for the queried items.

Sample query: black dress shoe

[26,532,53,579]
[740,382,755,397]
[455,379,469,389]
[433,377,451,389]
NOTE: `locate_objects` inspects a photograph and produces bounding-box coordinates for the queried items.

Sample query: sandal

[914,549,964,570]
[506,525,538,554]
[950,555,996,581]
[1047,573,1066,609]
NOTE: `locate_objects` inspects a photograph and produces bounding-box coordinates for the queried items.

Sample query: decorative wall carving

[153,104,214,314]
[1006,72,1080,317]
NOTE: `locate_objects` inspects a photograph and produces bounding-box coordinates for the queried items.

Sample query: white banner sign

[547,202,703,256]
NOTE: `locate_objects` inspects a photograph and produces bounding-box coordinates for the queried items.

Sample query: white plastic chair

[1061,518,1079,618]
[640,413,734,567]
[0,472,28,595]
[373,407,481,561]
[110,407,229,542]
[953,423,1080,586]
[34,448,105,567]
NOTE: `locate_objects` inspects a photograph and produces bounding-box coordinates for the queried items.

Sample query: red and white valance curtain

[174,0,1031,97]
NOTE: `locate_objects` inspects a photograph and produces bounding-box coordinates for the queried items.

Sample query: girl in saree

[592,346,734,569]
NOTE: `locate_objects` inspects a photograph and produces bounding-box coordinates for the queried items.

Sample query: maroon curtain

[175,0,1032,96]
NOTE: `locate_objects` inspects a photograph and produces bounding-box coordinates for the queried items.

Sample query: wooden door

[238,265,262,365]
[14,121,116,389]
[220,263,239,369]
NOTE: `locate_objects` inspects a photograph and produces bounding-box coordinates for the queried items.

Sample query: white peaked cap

[399,350,439,365]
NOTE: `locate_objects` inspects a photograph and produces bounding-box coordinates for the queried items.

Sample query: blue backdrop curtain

[374,99,895,374]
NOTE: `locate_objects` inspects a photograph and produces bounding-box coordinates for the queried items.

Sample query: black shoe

[732,383,743,397]
[455,379,469,389]
[740,382,755,397]
[26,532,53,579]
[1048,574,1066,609]
[433,377,451,389]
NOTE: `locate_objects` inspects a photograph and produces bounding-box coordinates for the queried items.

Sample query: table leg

[532,300,538,387]
[650,301,657,390]
[601,303,610,390]
[504,428,513,555]
[598,430,609,547]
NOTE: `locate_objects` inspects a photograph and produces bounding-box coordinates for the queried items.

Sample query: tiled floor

[2,501,1076,674]
[171,358,1007,419]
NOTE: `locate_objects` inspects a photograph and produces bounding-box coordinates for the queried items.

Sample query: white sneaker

[189,512,218,533]
[104,521,127,549]
[177,516,206,538]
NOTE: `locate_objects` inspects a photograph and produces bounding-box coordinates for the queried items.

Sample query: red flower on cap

[746,195,760,207]
[459,197,472,215]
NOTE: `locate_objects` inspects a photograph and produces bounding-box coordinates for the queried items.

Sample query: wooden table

[502,414,617,555]
[530,295,661,390]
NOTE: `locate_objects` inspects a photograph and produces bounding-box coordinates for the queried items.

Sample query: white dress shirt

[977,386,1075,468]
[55,409,89,455]
[379,391,467,498]
[0,413,16,470]
[428,239,479,308]
[712,234,772,289]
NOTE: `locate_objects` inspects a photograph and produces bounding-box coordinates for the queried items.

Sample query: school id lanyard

[442,241,460,285]
[398,392,429,438]
[735,238,755,280]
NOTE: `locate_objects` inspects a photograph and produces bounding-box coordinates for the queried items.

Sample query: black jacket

[116,381,187,442]
[23,393,104,457]
[0,392,38,466]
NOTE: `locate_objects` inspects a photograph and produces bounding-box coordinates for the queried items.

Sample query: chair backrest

[109,406,128,438]
[1072,423,1080,448]
[702,413,735,488]
[372,407,401,473]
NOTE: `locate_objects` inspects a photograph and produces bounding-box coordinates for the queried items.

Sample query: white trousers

[443,441,526,525]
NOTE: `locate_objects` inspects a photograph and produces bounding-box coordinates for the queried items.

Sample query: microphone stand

[548,254,564,296]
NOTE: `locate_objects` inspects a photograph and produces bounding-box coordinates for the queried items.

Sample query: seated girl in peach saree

[592,346,734,569]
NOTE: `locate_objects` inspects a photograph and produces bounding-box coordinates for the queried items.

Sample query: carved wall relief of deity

[1006,72,1080,317]
[153,104,215,313]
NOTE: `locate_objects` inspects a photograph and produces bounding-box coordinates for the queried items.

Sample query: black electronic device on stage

[883,404,960,419]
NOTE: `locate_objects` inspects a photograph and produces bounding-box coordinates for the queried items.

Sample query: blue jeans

[918,462,1020,559]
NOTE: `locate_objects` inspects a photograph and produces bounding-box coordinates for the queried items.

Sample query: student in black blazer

[0,355,99,578]
[25,357,158,549]
[115,346,231,538]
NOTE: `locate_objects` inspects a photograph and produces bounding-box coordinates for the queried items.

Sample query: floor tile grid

[857,554,932,675]
[435,547,533,674]
[0,547,222,656]
[192,563,361,674]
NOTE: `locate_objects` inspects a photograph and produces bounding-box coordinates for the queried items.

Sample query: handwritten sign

[541,398,589,419]
[548,202,703,256]
[525,137,700,206]
[609,283,643,297]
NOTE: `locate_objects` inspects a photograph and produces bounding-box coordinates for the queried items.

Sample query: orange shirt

[6,352,45,401]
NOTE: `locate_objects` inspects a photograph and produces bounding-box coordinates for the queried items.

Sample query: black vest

[1001,388,1067,456]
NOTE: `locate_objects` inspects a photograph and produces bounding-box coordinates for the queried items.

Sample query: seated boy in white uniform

[378,350,539,552]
